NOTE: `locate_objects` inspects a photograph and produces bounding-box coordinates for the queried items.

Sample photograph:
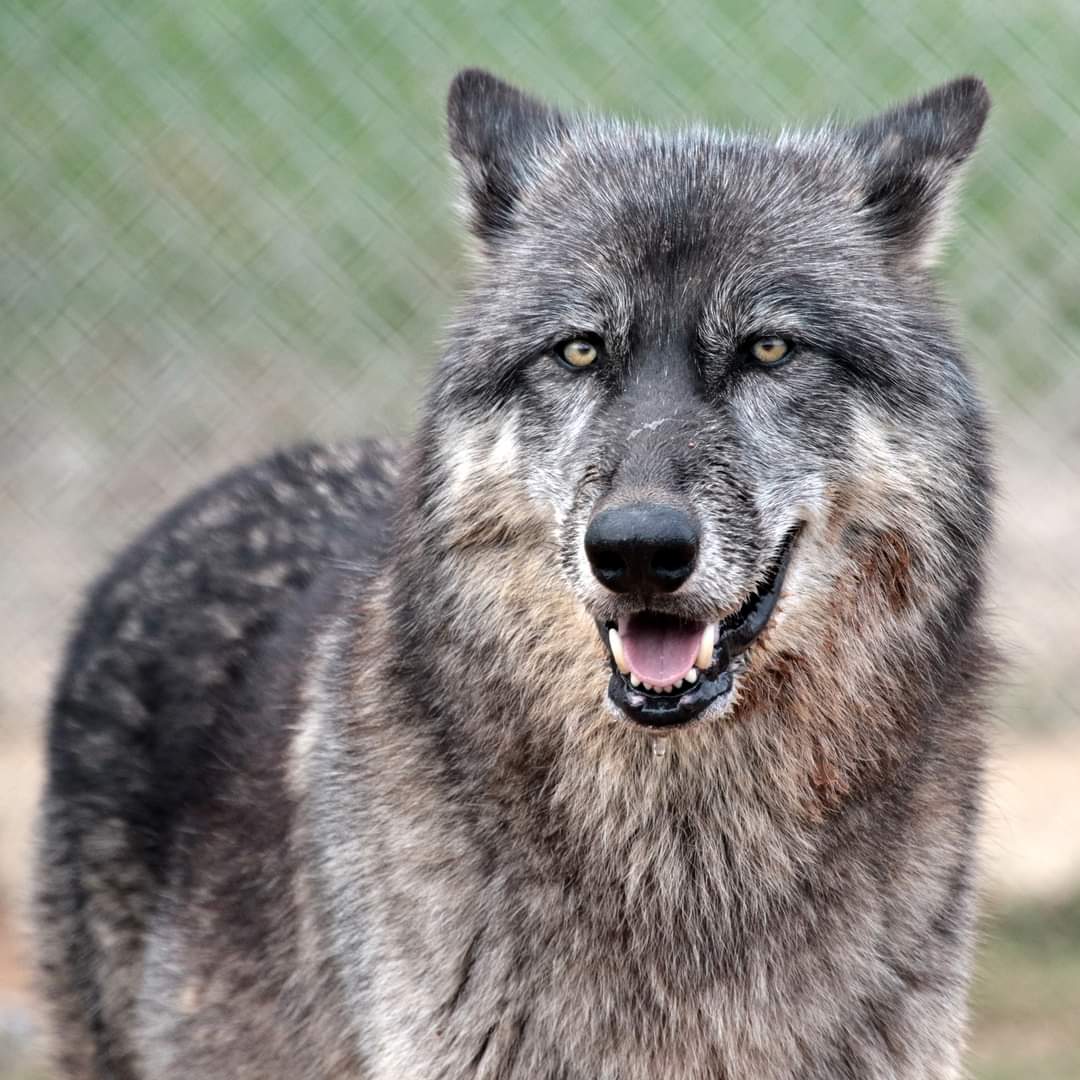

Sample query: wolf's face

[423,72,990,736]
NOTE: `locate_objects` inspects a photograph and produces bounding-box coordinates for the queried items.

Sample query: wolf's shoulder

[57,437,399,681]
[45,436,401,877]
[61,437,399,673]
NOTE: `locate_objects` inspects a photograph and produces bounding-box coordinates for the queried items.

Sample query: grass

[2,1,1079,404]
[971,894,1080,1080]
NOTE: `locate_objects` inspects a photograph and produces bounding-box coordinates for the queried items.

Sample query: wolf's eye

[559,339,600,369]
[750,337,791,366]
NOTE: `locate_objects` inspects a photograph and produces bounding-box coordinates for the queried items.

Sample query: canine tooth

[630,673,641,687]
[685,667,699,684]
[695,624,717,671]
[608,627,630,674]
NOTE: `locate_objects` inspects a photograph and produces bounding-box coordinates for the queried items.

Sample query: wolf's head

[404,71,991,754]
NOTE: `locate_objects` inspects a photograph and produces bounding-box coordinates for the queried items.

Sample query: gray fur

[35,71,995,1079]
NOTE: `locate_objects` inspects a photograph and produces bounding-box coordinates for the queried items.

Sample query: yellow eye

[750,337,791,366]
[561,340,599,368]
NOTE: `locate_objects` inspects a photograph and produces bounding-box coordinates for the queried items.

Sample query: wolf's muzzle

[599,526,801,729]
[584,503,699,595]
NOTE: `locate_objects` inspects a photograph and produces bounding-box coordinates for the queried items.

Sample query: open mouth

[600,527,800,729]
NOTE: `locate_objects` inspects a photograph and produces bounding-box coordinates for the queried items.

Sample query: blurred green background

[2,2,1078,1076]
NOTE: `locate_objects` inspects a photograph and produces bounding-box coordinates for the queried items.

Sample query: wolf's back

[34,438,398,1080]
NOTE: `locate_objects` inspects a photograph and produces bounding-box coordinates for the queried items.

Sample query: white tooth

[660,683,671,693]
[672,678,683,689]
[685,666,699,684]
[643,682,654,691]
[695,624,717,671]
[608,627,630,674]
[630,673,641,687]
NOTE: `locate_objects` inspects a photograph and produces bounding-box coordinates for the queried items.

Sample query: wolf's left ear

[851,76,990,270]
[447,69,567,245]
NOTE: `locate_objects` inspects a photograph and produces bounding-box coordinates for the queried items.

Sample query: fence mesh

[3,1,1080,734]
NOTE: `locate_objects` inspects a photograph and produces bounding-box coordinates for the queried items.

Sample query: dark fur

[35,73,994,1078]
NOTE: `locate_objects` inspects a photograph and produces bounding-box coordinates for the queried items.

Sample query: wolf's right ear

[447,69,567,245]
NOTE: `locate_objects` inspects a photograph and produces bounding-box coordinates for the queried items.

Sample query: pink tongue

[618,614,704,684]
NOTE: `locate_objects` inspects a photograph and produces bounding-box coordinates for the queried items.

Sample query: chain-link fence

[2,1,1080,1074]
[4,0,1080,732]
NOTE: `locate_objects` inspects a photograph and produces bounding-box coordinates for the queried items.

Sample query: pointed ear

[852,76,990,270]
[447,69,567,244]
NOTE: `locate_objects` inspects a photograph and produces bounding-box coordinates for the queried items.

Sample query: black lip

[607,667,734,729]
[602,526,801,730]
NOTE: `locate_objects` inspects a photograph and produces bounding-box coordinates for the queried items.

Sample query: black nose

[584,503,699,594]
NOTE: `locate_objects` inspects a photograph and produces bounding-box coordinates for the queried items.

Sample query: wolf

[34,70,994,1079]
